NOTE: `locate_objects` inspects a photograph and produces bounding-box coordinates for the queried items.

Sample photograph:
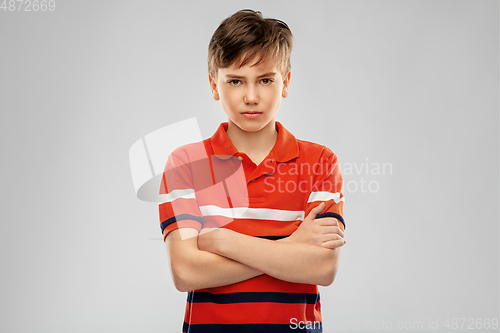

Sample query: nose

[243,85,259,104]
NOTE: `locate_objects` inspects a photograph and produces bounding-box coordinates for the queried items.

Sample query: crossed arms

[165,202,346,292]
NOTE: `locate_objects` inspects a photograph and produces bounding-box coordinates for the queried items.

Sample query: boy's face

[209,53,291,134]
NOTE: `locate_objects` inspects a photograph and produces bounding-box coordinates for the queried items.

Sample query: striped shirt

[159,121,345,333]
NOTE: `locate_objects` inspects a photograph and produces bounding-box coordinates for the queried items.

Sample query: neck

[226,120,278,161]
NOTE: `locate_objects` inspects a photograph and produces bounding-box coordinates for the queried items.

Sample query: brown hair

[208,9,293,80]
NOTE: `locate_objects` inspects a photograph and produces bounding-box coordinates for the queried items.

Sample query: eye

[260,78,273,85]
[228,80,241,86]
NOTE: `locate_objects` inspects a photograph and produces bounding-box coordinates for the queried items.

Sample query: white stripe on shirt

[199,205,305,221]
[158,189,196,204]
[307,191,344,204]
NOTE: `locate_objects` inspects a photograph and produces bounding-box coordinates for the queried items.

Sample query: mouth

[241,111,262,119]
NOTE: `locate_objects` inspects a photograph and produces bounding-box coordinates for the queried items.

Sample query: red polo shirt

[159,121,345,333]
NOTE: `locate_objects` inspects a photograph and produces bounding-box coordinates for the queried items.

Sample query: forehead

[221,52,280,76]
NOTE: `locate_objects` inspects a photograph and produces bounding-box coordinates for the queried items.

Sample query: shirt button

[237,156,243,161]
[251,179,256,182]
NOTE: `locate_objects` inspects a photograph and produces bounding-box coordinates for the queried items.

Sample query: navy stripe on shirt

[160,214,204,234]
[187,291,319,304]
[255,235,288,240]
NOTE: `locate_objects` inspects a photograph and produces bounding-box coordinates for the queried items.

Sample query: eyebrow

[225,72,277,79]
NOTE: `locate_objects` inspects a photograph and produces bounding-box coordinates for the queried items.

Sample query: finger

[320,226,344,239]
[306,202,325,220]
[321,233,343,243]
[317,226,337,235]
[317,217,341,229]
[321,240,345,250]
[321,239,346,249]
[328,225,344,238]
[317,217,338,226]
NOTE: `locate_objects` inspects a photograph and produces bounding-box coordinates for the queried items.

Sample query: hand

[197,227,229,254]
[287,202,346,249]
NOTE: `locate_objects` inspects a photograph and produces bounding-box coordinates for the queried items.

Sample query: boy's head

[208,9,293,81]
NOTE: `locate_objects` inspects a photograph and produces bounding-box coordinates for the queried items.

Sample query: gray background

[1,0,498,332]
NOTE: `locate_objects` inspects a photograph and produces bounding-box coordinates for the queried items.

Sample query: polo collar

[211,121,299,162]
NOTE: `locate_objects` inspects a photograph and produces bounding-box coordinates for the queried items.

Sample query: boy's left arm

[199,148,345,286]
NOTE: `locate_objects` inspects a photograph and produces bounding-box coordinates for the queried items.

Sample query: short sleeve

[304,148,345,232]
[158,152,204,242]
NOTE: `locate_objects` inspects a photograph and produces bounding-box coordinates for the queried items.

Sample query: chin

[238,120,271,132]
[236,124,263,133]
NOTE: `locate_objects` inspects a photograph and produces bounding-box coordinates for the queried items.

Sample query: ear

[208,74,220,101]
[281,70,291,98]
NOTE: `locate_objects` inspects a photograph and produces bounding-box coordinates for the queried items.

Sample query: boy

[159,9,345,333]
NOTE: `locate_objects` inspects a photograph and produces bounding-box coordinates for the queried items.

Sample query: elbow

[316,249,341,287]
[317,266,338,287]
[174,284,191,293]
[172,276,190,293]
[170,262,194,292]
